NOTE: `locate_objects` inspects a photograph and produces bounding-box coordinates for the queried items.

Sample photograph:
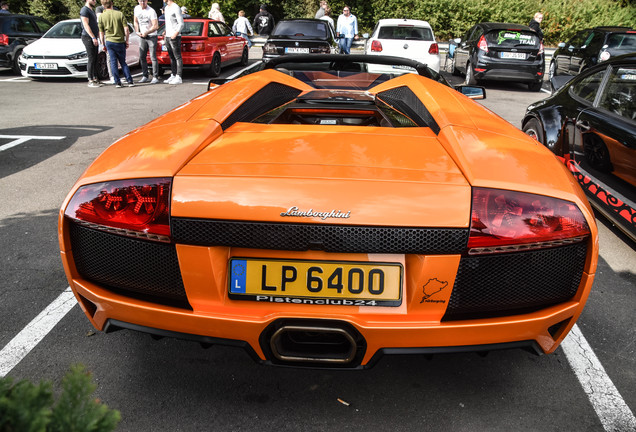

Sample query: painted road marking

[0,287,76,377]
[561,324,636,431]
[0,134,66,152]
[0,288,633,432]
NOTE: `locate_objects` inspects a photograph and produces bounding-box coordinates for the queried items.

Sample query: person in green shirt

[98,0,134,87]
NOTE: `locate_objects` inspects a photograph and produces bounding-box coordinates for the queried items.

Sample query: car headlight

[21,53,34,59]
[67,51,88,60]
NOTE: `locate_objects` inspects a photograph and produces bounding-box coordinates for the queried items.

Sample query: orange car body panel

[59,67,599,366]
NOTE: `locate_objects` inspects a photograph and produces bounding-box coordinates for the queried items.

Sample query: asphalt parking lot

[0,48,634,431]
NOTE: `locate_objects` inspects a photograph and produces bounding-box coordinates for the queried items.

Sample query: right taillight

[477,35,488,52]
[428,42,439,55]
[468,188,590,253]
[371,40,382,52]
[0,34,8,46]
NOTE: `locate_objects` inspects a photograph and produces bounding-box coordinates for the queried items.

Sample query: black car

[262,19,338,60]
[0,13,52,74]
[452,22,545,91]
[550,27,636,80]
[522,53,636,241]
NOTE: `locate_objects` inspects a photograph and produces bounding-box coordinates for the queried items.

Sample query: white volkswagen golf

[365,19,440,72]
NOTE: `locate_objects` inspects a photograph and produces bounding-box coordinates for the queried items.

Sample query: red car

[151,18,248,77]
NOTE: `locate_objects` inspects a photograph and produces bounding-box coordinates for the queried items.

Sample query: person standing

[163,0,184,85]
[336,5,357,55]
[0,1,10,13]
[528,12,544,41]
[232,10,253,48]
[253,4,274,36]
[98,0,134,87]
[80,0,102,87]
[319,6,334,34]
[208,3,224,22]
[134,0,159,84]
[315,0,327,19]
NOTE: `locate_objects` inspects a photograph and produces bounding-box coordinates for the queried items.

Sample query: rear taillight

[65,178,171,242]
[185,42,205,52]
[477,35,488,52]
[0,34,8,45]
[428,42,439,55]
[538,41,544,55]
[311,44,331,54]
[371,40,382,52]
[263,42,277,54]
[468,188,590,253]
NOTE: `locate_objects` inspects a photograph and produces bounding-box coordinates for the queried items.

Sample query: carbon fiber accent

[172,218,468,254]
[69,223,189,307]
[443,242,587,320]
[377,86,440,133]
[221,82,302,130]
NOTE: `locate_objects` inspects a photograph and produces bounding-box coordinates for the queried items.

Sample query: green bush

[0,365,120,432]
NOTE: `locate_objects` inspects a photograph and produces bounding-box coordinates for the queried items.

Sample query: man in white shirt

[163,0,184,84]
[134,0,159,83]
[336,5,358,55]
[232,10,253,48]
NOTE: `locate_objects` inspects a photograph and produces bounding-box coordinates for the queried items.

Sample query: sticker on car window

[497,31,535,45]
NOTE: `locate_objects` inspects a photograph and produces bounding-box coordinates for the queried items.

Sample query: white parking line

[0,76,29,82]
[561,324,636,431]
[0,288,76,377]
[0,135,66,152]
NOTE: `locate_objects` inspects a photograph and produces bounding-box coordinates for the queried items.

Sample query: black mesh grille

[443,242,587,320]
[377,86,440,133]
[27,67,71,75]
[69,223,189,307]
[221,82,302,130]
[172,218,468,254]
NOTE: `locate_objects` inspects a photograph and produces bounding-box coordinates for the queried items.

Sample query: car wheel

[207,53,221,77]
[465,62,477,85]
[522,117,551,149]
[528,81,543,92]
[583,134,613,172]
[548,61,556,81]
[97,52,109,80]
[240,47,248,66]
[11,48,23,75]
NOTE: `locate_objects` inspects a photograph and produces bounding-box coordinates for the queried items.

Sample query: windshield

[377,26,433,41]
[273,21,328,38]
[486,30,539,48]
[44,21,83,39]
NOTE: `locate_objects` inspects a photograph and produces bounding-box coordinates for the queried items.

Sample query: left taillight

[371,40,382,52]
[64,178,172,242]
[0,34,8,45]
[468,188,590,253]
[477,35,488,53]
[428,42,439,55]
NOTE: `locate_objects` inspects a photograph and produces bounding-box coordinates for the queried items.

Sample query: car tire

[522,117,549,147]
[528,81,543,92]
[583,134,613,172]
[11,47,23,75]
[548,61,556,81]
[465,62,477,85]
[207,53,221,77]
[240,47,248,66]
[97,52,109,80]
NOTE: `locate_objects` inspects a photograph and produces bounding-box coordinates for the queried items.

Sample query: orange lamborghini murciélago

[59,55,598,368]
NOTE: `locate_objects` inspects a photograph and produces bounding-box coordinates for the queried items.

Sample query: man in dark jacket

[528,12,544,41]
[253,4,275,35]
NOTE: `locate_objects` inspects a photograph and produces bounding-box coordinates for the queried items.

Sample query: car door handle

[576,120,590,131]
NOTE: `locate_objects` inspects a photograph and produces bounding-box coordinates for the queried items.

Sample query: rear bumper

[475,55,544,83]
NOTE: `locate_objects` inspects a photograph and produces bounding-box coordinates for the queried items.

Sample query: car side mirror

[455,85,486,99]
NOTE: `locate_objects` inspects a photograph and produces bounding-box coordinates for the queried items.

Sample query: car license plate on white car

[500,52,526,60]
[285,47,310,54]
[34,63,57,70]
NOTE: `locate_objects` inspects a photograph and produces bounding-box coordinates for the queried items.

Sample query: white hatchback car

[365,19,440,73]
[19,18,140,80]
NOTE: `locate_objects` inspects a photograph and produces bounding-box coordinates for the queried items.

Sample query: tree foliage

[14,0,636,45]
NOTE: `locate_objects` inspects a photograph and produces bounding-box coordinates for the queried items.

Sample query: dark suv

[550,27,636,79]
[452,22,545,91]
[0,13,52,74]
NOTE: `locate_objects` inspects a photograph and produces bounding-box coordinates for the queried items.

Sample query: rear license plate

[500,52,526,60]
[285,47,310,54]
[229,258,402,306]
[34,63,57,70]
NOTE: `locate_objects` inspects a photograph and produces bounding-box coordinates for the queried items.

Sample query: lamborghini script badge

[280,206,351,220]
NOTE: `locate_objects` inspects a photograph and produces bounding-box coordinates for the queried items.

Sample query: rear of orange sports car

[59,63,598,368]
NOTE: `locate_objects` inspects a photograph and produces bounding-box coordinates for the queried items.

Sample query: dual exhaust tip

[261,319,366,368]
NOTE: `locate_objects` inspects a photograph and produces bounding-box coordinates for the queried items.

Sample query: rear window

[273,21,328,38]
[486,30,539,48]
[606,33,636,51]
[181,21,203,36]
[377,25,433,41]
